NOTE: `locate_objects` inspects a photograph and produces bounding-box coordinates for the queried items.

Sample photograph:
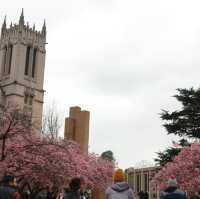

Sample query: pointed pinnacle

[19,8,24,25]
[21,8,24,17]
[42,19,46,29]
[3,15,6,24]
[33,24,35,31]
[2,15,7,30]
[42,19,46,36]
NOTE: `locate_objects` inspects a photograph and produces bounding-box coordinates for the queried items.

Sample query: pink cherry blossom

[0,105,114,198]
[153,142,200,195]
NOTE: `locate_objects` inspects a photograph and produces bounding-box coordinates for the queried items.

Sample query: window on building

[32,48,37,78]
[24,94,28,104]
[25,46,31,76]
[144,173,149,192]
[2,45,13,75]
[136,174,140,192]
[24,94,34,106]
[23,105,32,118]
[24,93,33,118]
[8,45,13,74]
[29,96,33,106]
[3,46,7,74]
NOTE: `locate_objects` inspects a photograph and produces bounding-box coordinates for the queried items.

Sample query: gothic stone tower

[0,10,46,129]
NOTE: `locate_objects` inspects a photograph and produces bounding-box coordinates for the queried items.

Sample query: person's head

[167,178,178,188]
[79,177,85,191]
[113,168,125,183]
[69,178,81,191]
[2,175,16,187]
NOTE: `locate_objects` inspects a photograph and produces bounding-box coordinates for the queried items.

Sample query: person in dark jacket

[105,168,136,199]
[0,175,21,199]
[64,178,82,199]
[161,179,187,199]
[138,191,145,199]
[191,192,200,199]
[144,192,149,199]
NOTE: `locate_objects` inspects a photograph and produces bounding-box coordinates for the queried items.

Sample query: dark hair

[2,175,15,185]
[69,178,81,191]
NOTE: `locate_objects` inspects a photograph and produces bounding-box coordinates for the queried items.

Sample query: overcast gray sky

[1,0,200,168]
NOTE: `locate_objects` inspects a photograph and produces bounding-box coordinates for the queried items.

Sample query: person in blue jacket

[161,179,187,199]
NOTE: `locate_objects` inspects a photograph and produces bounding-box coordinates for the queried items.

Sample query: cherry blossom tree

[153,142,200,195]
[0,105,114,199]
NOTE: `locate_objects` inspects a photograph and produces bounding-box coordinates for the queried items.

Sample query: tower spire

[2,15,6,29]
[1,15,6,35]
[41,19,46,37]
[19,8,24,25]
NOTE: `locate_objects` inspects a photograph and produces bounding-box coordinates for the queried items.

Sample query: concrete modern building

[0,10,46,129]
[64,106,90,153]
[126,166,160,199]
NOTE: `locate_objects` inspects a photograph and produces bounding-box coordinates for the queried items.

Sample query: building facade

[0,10,46,129]
[126,166,160,199]
[64,106,90,153]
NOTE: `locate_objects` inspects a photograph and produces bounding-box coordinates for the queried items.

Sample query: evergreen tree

[155,147,180,166]
[101,150,115,162]
[161,88,200,138]
[155,139,190,166]
[155,87,200,166]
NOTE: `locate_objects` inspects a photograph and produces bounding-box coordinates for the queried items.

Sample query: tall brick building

[64,106,90,153]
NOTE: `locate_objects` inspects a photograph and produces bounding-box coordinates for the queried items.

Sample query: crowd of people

[105,169,189,199]
[0,169,194,199]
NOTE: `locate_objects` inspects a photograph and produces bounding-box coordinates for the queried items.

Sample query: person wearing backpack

[105,168,135,199]
[0,175,21,199]
[161,179,187,199]
[63,178,82,199]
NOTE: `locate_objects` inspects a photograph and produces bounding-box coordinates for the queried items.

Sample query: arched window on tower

[32,48,37,78]
[2,44,13,76]
[8,44,13,74]
[24,92,34,118]
[25,46,37,79]
[2,46,8,75]
[25,46,31,76]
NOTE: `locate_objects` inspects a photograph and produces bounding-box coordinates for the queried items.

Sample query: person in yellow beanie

[105,168,136,199]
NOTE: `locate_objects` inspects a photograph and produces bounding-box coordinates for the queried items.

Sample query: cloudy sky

[1,0,200,168]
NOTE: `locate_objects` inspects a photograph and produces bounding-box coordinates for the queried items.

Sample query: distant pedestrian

[105,168,136,199]
[138,191,145,199]
[46,186,59,199]
[144,192,149,199]
[161,179,187,199]
[63,178,82,199]
[79,177,86,199]
[0,175,21,199]
[191,192,200,199]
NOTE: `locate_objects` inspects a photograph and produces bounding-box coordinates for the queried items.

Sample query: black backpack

[64,190,81,199]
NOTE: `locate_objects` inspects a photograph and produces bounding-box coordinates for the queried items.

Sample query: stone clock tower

[0,9,46,129]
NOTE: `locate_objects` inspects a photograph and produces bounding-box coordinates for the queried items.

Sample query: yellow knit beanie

[113,169,125,182]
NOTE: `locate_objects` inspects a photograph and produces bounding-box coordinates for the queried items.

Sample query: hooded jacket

[161,187,187,199]
[105,182,135,199]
